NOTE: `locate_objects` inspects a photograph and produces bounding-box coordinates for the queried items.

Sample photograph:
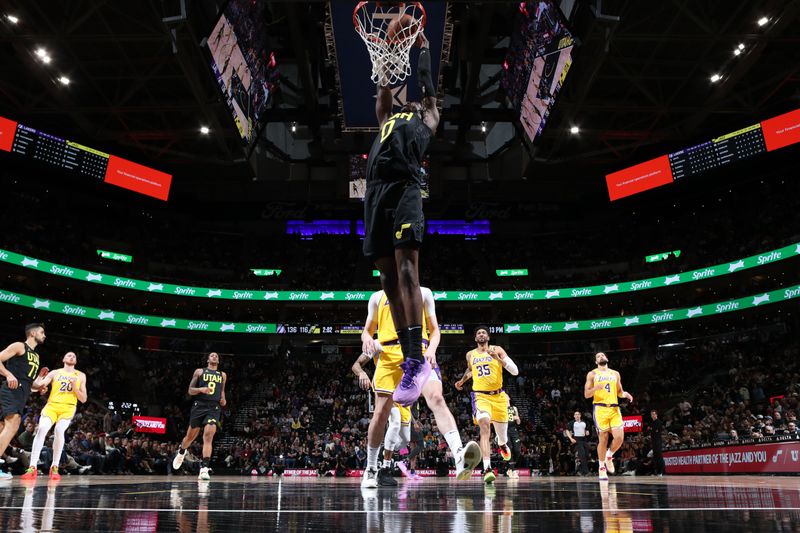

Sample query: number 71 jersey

[469,349,504,392]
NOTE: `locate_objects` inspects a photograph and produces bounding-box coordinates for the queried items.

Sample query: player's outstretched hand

[622,391,634,403]
[358,373,372,391]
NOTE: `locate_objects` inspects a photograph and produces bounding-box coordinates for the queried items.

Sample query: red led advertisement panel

[0,116,16,152]
[622,415,643,433]
[132,416,167,434]
[664,440,800,474]
[761,108,800,152]
[105,155,172,201]
[606,155,673,201]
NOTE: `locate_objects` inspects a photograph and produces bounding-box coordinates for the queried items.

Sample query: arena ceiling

[1,0,798,198]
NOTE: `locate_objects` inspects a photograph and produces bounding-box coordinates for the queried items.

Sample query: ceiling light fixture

[738,43,745,50]
[480,122,486,133]
[35,47,47,58]
[6,14,19,24]
[569,125,580,134]
[291,122,297,133]
[710,73,721,83]
[200,126,210,135]
[57,76,70,85]
[757,16,768,26]
[733,48,741,56]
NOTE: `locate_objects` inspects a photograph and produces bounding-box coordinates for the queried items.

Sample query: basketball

[386,14,420,44]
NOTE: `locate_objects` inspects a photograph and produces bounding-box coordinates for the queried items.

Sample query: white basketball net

[354,2,426,86]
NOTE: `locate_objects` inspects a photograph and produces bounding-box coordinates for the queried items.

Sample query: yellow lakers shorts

[41,402,76,424]
[593,404,623,432]
[395,403,411,425]
[373,344,405,395]
[471,391,509,425]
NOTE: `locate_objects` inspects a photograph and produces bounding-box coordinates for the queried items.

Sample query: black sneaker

[377,467,398,486]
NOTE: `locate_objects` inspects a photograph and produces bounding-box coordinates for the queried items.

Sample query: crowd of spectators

[1,316,798,479]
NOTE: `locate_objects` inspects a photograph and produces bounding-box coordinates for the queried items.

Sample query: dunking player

[172,353,227,481]
[584,352,633,480]
[363,29,440,406]
[455,326,519,484]
[22,351,88,480]
[351,349,413,479]
[357,286,480,487]
[0,323,47,479]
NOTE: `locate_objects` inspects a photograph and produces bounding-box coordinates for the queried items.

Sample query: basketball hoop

[353,2,426,86]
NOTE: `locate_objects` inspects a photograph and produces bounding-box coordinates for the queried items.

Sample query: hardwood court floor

[0,474,798,531]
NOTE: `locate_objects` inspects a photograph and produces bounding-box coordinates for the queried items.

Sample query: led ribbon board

[0,115,172,200]
[0,289,275,334]
[504,285,800,334]
[0,285,797,335]
[606,108,800,201]
[0,243,796,301]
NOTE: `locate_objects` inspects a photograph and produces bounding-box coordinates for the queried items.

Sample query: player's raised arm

[416,33,439,133]
[376,84,393,128]
[491,345,518,376]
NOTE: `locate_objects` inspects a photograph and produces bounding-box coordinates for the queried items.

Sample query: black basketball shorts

[363,179,425,260]
[189,401,222,429]
[0,384,30,419]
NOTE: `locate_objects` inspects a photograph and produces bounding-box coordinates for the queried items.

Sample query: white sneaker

[172,451,185,471]
[455,441,482,481]
[0,470,12,480]
[361,468,378,488]
[198,467,210,481]
[605,452,615,474]
[598,465,609,481]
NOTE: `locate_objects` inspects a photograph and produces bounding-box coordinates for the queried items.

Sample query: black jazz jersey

[4,343,40,392]
[366,111,432,184]
[196,368,223,404]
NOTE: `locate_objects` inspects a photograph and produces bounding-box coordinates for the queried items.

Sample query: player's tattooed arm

[188,368,209,396]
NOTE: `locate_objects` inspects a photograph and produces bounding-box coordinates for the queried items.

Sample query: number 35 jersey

[469,349,504,392]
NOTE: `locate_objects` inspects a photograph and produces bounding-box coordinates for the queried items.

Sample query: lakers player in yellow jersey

[358,287,480,488]
[22,351,87,480]
[584,352,633,480]
[455,326,519,484]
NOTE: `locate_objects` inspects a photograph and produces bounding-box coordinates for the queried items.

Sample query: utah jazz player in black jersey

[0,323,48,479]
[363,31,441,408]
[173,352,227,480]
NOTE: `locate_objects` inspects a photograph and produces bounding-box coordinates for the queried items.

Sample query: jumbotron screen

[207,0,278,146]
[501,0,575,144]
[0,115,172,201]
[606,108,800,201]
